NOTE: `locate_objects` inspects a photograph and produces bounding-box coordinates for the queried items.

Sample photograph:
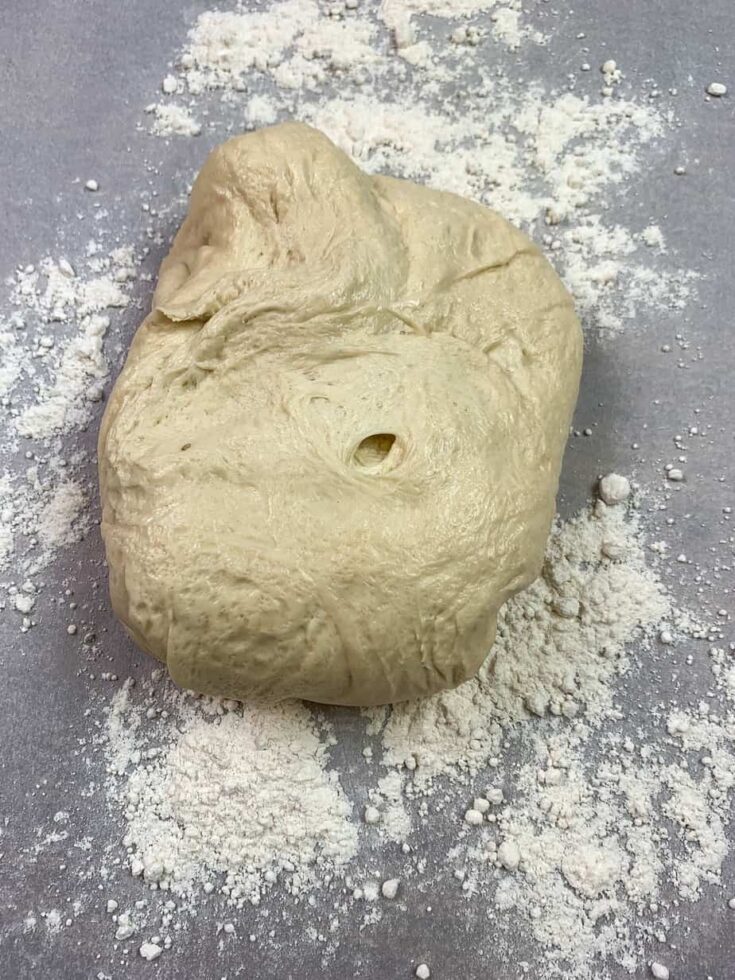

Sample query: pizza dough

[98,122,582,706]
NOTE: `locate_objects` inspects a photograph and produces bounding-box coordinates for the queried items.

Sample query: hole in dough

[353,433,397,469]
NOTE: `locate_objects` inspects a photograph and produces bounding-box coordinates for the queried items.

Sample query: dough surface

[99,123,582,706]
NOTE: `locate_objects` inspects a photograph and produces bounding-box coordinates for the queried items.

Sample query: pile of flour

[106,684,357,903]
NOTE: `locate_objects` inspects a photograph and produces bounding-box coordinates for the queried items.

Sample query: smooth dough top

[99,122,582,706]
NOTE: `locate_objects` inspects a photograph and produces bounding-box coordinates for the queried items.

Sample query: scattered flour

[179,1,379,96]
[381,0,502,19]
[0,246,137,575]
[36,478,88,552]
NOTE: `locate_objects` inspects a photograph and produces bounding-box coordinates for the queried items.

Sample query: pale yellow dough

[98,123,582,706]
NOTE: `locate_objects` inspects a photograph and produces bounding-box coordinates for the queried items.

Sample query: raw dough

[98,122,582,705]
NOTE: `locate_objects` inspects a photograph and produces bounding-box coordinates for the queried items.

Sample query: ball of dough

[99,122,582,706]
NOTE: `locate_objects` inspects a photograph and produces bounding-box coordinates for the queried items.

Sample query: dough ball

[98,123,582,706]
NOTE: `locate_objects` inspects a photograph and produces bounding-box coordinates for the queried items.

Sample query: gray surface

[0,1,734,978]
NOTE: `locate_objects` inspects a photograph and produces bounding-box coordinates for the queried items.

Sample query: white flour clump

[244,93,279,127]
[147,103,202,137]
[36,479,87,552]
[105,685,358,904]
[380,0,542,51]
[489,4,541,50]
[179,1,379,96]
[12,250,133,440]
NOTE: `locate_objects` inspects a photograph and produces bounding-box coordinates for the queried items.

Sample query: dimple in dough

[98,122,582,706]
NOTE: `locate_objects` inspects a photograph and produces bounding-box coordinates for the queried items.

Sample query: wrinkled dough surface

[99,122,582,706]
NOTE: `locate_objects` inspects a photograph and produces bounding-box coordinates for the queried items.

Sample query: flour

[381,0,501,20]
[379,0,539,58]
[8,248,135,438]
[490,4,541,50]
[147,103,202,137]
[0,246,136,576]
[105,684,358,904]
[17,311,111,440]
[244,93,279,127]
[379,0,544,51]
[434,692,733,975]
[367,770,412,842]
[36,479,88,552]
[180,1,379,96]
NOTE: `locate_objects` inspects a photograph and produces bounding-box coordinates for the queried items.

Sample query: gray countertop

[0,1,733,978]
